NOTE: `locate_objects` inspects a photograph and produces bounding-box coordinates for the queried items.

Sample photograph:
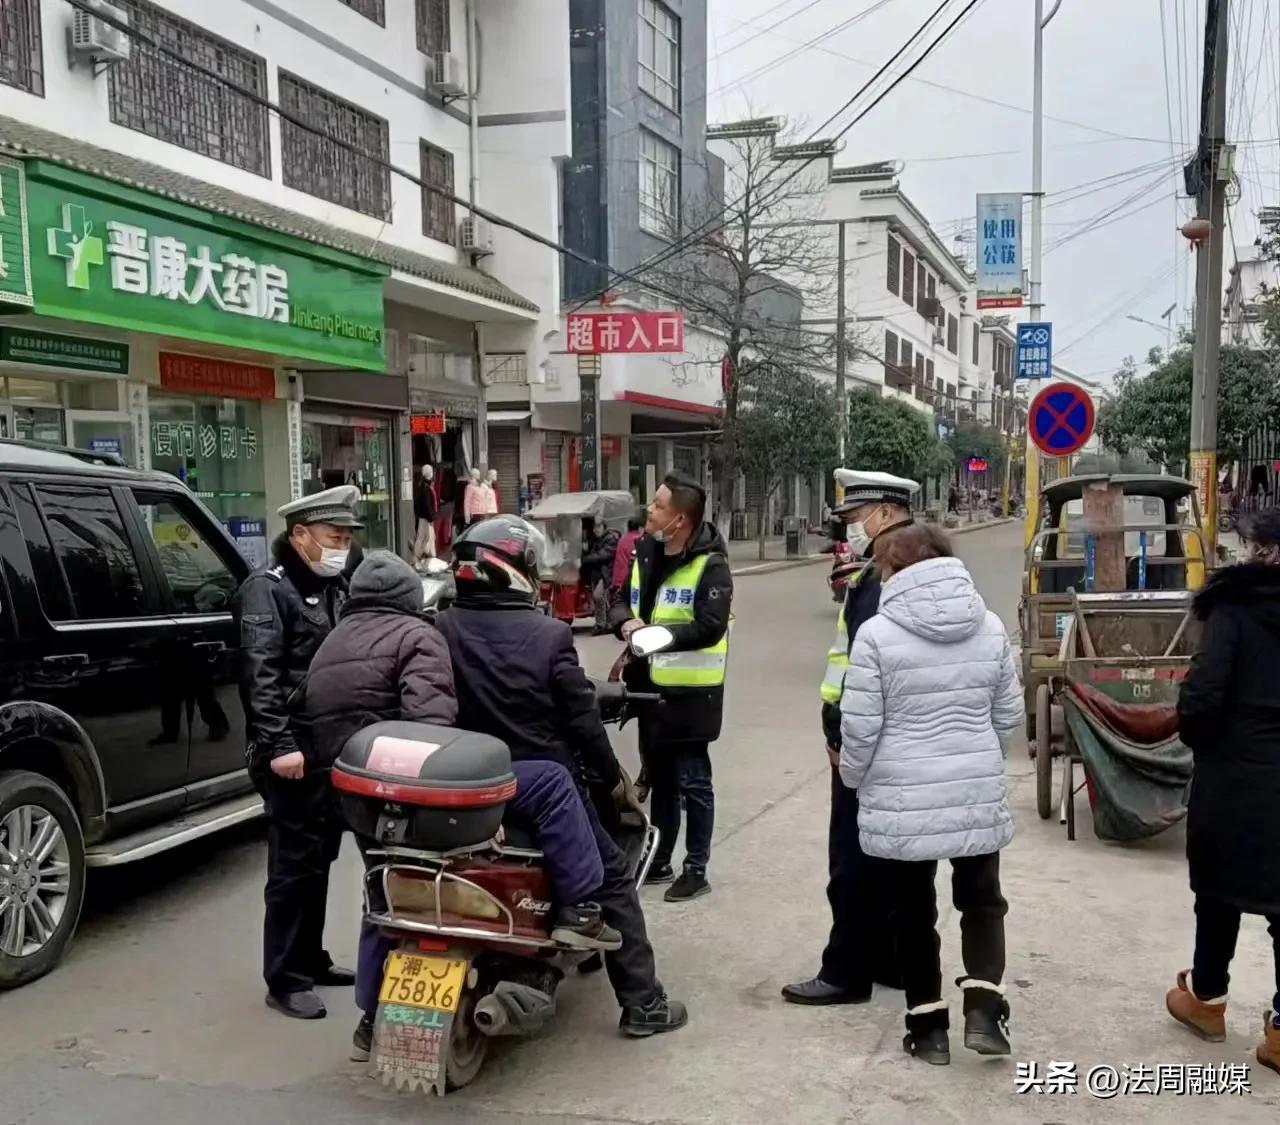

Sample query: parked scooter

[332,625,672,1096]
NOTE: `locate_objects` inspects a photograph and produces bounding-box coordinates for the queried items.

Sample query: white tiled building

[0,0,567,548]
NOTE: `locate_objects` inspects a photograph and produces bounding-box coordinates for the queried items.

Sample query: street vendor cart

[525,490,636,623]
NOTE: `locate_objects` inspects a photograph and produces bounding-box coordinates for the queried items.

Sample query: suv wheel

[0,770,86,989]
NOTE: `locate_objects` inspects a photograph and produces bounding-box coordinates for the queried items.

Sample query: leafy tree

[737,367,840,559]
[945,421,1006,472]
[1096,344,1280,474]
[845,390,935,481]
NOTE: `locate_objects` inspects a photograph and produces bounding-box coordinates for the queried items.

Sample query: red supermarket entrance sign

[566,311,684,354]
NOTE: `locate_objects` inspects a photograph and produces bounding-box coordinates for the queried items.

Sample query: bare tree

[640,128,839,525]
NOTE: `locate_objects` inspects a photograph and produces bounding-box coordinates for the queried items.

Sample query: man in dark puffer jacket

[300,550,618,1060]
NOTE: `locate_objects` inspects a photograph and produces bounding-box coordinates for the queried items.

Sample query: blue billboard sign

[1016,322,1052,380]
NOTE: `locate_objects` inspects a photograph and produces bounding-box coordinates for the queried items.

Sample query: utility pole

[1022,0,1062,546]
[1190,0,1229,561]
[835,220,848,503]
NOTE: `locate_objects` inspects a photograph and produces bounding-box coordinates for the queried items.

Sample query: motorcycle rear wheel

[445,990,489,1091]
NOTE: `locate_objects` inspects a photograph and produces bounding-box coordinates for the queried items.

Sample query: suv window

[31,484,147,621]
[12,483,74,622]
[134,494,239,613]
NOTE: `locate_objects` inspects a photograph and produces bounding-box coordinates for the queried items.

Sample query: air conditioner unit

[69,0,131,66]
[429,52,467,99]
[460,215,494,256]
[932,330,945,347]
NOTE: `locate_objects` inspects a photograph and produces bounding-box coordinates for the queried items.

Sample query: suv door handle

[192,640,227,655]
[43,653,89,669]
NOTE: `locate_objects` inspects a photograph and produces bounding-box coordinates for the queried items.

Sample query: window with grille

[339,0,385,24]
[417,0,450,56]
[886,235,900,297]
[108,0,269,176]
[639,129,679,238]
[0,0,42,97]
[972,322,980,365]
[279,72,391,219]
[420,141,455,243]
[639,0,679,112]
[947,314,958,354]
[901,250,915,307]
[884,329,898,369]
[916,263,928,316]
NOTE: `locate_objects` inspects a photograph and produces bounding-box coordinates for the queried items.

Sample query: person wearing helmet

[436,515,688,1038]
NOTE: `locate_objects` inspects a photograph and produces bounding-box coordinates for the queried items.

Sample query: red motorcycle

[332,664,661,1095]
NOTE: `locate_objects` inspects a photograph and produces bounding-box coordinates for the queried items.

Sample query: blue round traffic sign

[1028,382,1095,457]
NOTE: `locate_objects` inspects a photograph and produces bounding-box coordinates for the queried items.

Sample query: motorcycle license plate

[378,953,468,1013]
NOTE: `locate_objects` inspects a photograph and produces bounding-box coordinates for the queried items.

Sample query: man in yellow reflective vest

[610,472,733,903]
[783,469,916,1005]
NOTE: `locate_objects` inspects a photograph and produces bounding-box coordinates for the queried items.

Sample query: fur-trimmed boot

[902,1002,950,1066]
[1257,1007,1280,1076]
[959,978,1011,1056]
[1165,970,1227,1042]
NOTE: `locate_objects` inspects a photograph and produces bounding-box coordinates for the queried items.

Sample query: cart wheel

[1062,753,1077,841]
[1035,685,1054,820]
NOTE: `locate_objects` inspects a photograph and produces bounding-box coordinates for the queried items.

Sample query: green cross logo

[47,204,104,290]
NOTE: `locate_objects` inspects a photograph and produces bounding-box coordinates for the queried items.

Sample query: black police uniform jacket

[820,563,882,750]
[608,522,733,744]
[233,533,348,767]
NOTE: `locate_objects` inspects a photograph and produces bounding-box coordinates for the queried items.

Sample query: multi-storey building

[0,0,567,548]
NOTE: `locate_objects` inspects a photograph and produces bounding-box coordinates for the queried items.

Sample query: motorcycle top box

[332,721,516,850]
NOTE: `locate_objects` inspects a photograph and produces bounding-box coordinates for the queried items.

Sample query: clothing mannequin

[481,468,500,516]
[413,464,438,562]
[463,466,484,525]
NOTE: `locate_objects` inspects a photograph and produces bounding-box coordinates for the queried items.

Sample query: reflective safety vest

[631,554,729,688]
[819,567,871,704]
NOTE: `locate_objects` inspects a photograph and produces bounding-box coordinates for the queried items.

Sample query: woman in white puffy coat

[840,522,1023,1066]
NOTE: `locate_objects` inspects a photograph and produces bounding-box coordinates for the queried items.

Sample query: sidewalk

[727,516,1018,573]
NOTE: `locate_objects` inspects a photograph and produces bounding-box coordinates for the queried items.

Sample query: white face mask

[651,516,680,544]
[846,522,871,558]
[303,530,348,578]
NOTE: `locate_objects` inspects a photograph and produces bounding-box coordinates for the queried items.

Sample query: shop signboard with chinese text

[577,354,601,491]
[566,311,684,353]
[0,158,33,308]
[975,193,1024,310]
[1015,322,1052,380]
[0,327,128,374]
[24,163,387,370]
[411,411,447,435]
[966,457,989,473]
[159,352,275,400]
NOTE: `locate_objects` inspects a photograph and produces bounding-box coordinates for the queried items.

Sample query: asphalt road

[2,521,1278,1124]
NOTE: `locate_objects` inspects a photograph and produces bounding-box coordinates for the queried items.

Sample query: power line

[596,0,990,305]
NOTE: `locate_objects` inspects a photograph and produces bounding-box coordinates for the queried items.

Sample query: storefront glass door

[67,412,135,465]
[10,405,63,446]
[301,413,395,550]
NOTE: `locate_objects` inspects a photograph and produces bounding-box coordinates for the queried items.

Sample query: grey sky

[706,0,1279,382]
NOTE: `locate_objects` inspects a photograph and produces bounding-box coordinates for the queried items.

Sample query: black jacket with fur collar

[232,533,348,766]
[1179,562,1280,913]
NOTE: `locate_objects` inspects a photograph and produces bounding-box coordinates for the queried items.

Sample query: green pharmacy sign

[0,157,34,308]
[25,163,388,370]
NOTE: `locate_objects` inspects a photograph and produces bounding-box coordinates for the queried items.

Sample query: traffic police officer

[610,472,733,903]
[234,485,363,1019]
[783,469,916,1004]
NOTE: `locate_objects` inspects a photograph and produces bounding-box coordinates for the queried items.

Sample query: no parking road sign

[1028,382,1095,457]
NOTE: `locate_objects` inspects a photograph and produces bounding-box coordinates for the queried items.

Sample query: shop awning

[487,410,533,424]
[0,115,539,318]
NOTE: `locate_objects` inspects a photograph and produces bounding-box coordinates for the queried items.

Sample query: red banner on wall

[566,311,684,354]
[159,352,276,400]
[411,411,447,435]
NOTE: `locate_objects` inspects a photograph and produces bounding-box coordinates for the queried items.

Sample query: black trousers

[646,736,714,875]
[875,851,1007,1010]
[582,785,662,1008]
[255,768,344,996]
[820,770,901,992]
[1192,894,1280,1013]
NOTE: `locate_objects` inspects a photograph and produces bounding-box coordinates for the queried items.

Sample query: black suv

[0,441,256,988]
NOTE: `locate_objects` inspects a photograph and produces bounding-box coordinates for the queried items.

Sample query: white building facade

[0,0,567,550]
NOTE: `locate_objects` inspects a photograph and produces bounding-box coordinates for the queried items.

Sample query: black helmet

[452,514,546,600]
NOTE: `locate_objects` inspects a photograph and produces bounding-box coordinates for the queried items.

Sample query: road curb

[730,517,1018,576]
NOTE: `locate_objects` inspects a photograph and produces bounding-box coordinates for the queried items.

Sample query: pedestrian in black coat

[1167,509,1280,1072]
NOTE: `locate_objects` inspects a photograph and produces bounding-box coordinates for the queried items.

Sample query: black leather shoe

[644,862,675,885]
[620,992,689,1038]
[350,1012,375,1062]
[781,977,872,1006]
[664,871,710,902]
[314,964,356,986]
[266,990,327,1020]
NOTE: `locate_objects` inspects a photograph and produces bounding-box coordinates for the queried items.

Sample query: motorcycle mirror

[629,624,676,658]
